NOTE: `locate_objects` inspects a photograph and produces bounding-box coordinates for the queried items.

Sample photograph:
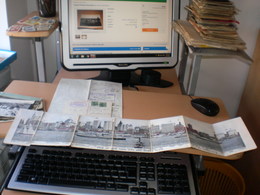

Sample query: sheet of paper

[48,79,91,115]
[48,79,122,118]
[88,80,122,118]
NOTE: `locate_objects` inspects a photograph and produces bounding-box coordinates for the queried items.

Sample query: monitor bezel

[60,0,180,71]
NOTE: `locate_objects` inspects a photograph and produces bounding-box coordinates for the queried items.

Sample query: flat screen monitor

[60,0,180,87]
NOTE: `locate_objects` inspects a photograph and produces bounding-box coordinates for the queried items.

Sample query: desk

[6,12,59,82]
[0,80,243,195]
[0,80,243,160]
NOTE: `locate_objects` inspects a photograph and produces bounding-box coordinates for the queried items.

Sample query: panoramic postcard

[4,109,257,156]
[113,118,151,152]
[150,116,190,152]
[72,115,114,150]
[4,109,43,146]
[31,112,78,146]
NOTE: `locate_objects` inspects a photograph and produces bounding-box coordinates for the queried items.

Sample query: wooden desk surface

[53,68,182,95]
[6,11,58,38]
[0,80,243,195]
[0,80,243,160]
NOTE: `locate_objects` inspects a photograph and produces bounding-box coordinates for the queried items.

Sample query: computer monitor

[60,0,180,87]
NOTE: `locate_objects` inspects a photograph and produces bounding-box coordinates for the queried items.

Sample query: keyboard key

[130,187,139,194]
[116,184,128,191]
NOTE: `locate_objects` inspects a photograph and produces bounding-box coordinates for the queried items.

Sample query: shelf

[6,11,58,38]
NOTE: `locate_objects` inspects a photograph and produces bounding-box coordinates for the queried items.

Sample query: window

[0,0,10,50]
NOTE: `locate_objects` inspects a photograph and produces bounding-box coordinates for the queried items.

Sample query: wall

[179,0,260,117]
[229,30,260,195]
[0,0,10,50]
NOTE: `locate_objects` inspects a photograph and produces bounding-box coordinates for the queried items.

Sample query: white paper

[48,79,122,118]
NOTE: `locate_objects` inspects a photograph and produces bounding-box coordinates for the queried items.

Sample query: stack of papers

[183,0,246,50]
[0,92,44,122]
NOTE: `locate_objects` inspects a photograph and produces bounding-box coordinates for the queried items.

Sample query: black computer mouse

[191,98,220,116]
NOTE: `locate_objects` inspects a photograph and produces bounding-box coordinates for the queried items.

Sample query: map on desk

[4,109,257,157]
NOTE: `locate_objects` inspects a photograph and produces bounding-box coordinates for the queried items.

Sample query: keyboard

[7,146,197,195]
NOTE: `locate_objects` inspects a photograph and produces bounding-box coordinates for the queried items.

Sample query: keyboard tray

[7,146,196,195]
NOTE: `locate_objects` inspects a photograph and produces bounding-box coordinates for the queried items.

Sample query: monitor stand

[90,69,173,88]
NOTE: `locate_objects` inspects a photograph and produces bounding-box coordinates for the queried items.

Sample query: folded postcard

[48,78,122,118]
[4,109,257,157]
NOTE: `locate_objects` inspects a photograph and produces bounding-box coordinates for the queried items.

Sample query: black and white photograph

[216,128,245,153]
[185,116,223,155]
[4,109,44,146]
[0,98,35,121]
[213,118,246,156]
[150,116,190,152]
[31,112,78,146]
[113,118,151,152]
[72,116,114,150]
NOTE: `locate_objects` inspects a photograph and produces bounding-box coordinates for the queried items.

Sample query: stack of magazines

[185,0,246,50]
[0,92,44,122]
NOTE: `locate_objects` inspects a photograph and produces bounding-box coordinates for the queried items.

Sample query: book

[4,109,257,157]
[0,92,44,122]
[173,20,246,50]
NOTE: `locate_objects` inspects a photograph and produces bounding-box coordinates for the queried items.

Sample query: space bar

[49,179,96,188]
[48,179,129,191]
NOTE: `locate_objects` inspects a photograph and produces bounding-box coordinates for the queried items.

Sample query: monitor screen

[61,0,180,71]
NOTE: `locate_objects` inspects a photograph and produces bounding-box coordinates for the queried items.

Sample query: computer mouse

[191,98,220,116]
